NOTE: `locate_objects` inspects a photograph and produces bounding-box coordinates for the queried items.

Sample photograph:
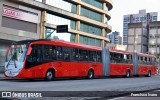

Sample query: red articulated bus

[4,39,158,81]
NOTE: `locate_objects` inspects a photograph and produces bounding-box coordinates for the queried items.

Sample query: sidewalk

[0,73,4,79]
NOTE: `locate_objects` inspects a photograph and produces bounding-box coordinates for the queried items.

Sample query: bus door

[56,46,70,77]
[78,49,89,76]
[62,47,73,77]
[70,48,79,76]
[137,56,146,75]
[25,45,43,78]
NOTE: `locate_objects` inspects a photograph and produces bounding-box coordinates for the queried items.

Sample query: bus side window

[79,49,88,61]
[145,57,147,65]
[57,47,63,60]
[110,52,114,63]
[153,58,156,65]
[140,56,142,64]
[147,57,150,65]
[124,54,127,63]
[148,58,151,65]
[129,55,132,64]
[142,57,144,64]
[71,48,79,61]
[138,56,141,64]
[44,45,56,61]
[89,51,96,62]
[139,57,141,64]
[118,53,123,63]
[130,55,132,60]
[63,47,71,61]
[97,51,102,62]
[114,53,119,63]
[93,51,97,62]
[120,54,124,63]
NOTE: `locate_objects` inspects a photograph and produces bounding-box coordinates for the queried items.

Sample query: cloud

[145,0,159,4]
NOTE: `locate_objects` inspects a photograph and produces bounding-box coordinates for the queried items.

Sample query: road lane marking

[109,97,125,100]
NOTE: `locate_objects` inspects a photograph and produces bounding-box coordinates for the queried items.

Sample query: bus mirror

[27,47,32,56]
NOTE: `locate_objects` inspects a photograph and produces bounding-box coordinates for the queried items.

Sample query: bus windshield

[6,44,27,62]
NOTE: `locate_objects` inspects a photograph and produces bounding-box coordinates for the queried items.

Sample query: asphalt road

[0,75,160,92]
[109,90,160,100]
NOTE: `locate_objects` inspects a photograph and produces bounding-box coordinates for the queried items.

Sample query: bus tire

[126,70,130,78]
[45,69,54,81]
[146,71,151,77]
[87,70,94,79]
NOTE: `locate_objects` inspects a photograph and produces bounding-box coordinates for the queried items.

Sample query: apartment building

[123,10,158,45]
[127,23,148,53]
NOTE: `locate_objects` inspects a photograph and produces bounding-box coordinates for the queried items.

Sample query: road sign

[56,25,68,33]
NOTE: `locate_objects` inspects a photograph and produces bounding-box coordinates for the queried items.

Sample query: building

[0,0,113,67]
[123,9,159,45]
[107,44,126,51]
[127,23,148,53]
[148,21,160,56]
[108,31,122,45]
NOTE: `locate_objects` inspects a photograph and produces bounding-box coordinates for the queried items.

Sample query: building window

[81,7,102,22]
[153,16,157,21]
[46,0,77,14]
[45,28,75,43]
[80,22,102,35]
[106,6,109,12]
[79,35,101,47]
[81,0,102,9]
[104,17,108,24]
[46,13,76,29]
[35,0,42,2]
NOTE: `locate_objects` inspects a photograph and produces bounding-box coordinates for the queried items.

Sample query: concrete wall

[0,0,41,41]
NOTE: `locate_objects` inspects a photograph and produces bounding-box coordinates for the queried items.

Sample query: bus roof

[137,52,156,58]
[16,39,156,58]
[110,49,132,55]
[20,39,102,51]
[110,49,156,58]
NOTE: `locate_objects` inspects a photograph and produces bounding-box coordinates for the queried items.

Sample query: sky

[109,0,160,36]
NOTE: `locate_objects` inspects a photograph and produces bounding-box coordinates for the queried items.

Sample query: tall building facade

[108,31,122,45]
[148,21,160,55]
[127,21,160,56]
[123,10,158,45]
[0,0,113,67]
[127,23,148,53]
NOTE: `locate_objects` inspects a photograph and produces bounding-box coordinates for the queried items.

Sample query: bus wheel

[45,70,54,81]
[87,70,94,79]
[126,70,130,78]
[147,71,151,77]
